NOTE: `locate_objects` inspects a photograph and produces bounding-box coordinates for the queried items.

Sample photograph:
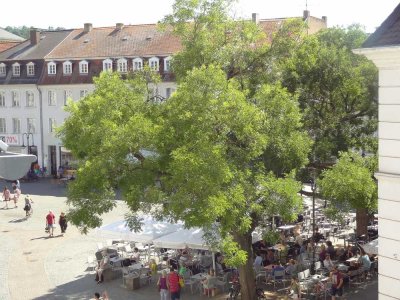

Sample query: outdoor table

[278,225,295,230]
[346,257,359,263]
[311,274,328,282]
[337,264,349,272]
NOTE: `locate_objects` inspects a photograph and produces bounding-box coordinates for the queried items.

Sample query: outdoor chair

[86,255,97,273]
[214,272,230,293]
[270,269,287,291]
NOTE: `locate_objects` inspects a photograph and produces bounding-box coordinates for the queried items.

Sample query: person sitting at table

[329,266,344,299]
[319,244,327,263]
[341,245,353,262]
[129,247,140,263]
[359,251,372,273]
[326,241,336,259]
[272,261,286,279]
[95,250,110,284]
[265,249,276,266]
[202,269,216,296]
[285,259,300,276]
[253,251,263,268]
[323,254,335,272]
[313,227,324,243]
[253,239,269,253]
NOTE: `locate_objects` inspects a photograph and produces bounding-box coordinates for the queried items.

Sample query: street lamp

[21,133,35,154]
[310,174,317,275]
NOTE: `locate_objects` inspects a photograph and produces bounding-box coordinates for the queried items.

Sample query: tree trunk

[356,207,368,237]
[232,232,257,300]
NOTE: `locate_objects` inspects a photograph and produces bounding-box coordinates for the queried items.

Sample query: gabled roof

[46,24,182,60]
[0,30,72,61]
[0,41,21,53]
[0,28,25,42]
[363,4,400,48]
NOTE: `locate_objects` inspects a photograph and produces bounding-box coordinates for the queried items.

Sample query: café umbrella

[361,239,378,255]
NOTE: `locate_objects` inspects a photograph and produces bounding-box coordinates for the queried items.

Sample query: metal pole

[311,180,316,275]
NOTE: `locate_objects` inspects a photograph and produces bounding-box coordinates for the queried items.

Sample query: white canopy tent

[152,227,210,250]
[97,215,183,244]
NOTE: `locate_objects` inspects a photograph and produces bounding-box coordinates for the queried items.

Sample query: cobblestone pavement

[0,178,378,300]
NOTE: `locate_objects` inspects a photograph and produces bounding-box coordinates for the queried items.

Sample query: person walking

[23,195,33,217]
[157,270,169,300]
[12,185,21,208]
[46,210,56,237]
[59,212,68,235]
[2,186,10,209]
[167,267,181,300]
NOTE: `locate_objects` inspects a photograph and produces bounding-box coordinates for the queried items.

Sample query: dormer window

[132,57,143,71]
[48,62,56,75]
[63,61,72,75]
[149,57,159,71]
[164,56,172,72]
[0,63,6,77]
[27,62,35,76]
[12,62,20,77]
[117,58,127,73]
[79,60,89,74]
[103,59,113,72]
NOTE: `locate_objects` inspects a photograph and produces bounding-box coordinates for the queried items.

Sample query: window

[0,91,5,107]
[12,118,20,134]
[48,62,56,75]
[26,91,35,107]
[48,90,57,106]
[79,60,89,74]
[166,87,175,99]
[103,59,113,72]
[12,62,20,77]
[164,56,172,72]
[149,57,159,71]
[27,62,35,76]
[0,63,6,77]
[132,57,143,71]
[64,90,72,105]
[63,61,72,75]
[49,118,57,133]
[117,58,127,73]
[0,118,6,133]
[27,118,36,133]
[80,90,88,98]
[12,91,19,107]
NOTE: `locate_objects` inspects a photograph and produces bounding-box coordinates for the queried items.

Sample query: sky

[1,0,399,33]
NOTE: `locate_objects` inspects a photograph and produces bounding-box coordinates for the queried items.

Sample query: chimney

[116,23,124,30]
[83,23,93,33]
[30,29,40,45]
[252,13,260,24]
[322,16,327,25]
[303,10,310,20]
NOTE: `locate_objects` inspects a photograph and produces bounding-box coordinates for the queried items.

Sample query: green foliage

[280,26,378,161]
[4,26,31,39]
[318,151,377,212]
[221,236,249,267]
[263,230,280,245]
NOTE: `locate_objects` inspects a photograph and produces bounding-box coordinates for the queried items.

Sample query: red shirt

[167,271,180,292]
[46,212,55,225]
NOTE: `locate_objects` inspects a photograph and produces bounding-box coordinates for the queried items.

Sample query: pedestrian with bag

[46,210,56,237]
[157,270,169,300]
[167,267,181,300]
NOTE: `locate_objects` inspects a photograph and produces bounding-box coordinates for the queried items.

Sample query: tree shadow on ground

[8,217,28,223]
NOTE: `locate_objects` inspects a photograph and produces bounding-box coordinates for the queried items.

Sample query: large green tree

[318,151,377,236]
[61,1,313,298]
[280,26,378,162]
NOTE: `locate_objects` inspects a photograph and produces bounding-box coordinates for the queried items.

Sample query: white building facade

[356,4,400,299]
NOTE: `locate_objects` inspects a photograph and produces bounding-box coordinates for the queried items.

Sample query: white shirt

[254,255,263,267]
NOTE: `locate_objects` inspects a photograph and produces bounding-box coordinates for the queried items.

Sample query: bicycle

[226,274,266,300]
